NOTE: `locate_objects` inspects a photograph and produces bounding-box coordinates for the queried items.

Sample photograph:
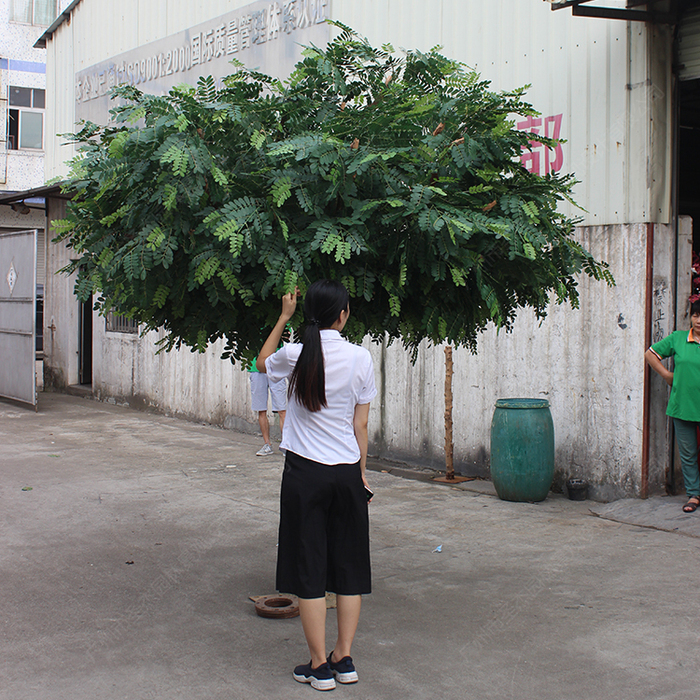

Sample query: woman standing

[256,280,377,691]
[645,298,700,513]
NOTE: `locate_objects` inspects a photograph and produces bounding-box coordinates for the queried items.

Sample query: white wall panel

[45,0,672,226]
[329,0,669,226]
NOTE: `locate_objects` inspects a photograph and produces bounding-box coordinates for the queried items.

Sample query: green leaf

[108,131,129,158]
[211,166,229,186]
[251,129,266,150]
[271,176,293,207]
[153,284,170,307]
[175,114,189,132]
[163,184,177,211]
[523,242,537,260]
[389,294,401,317]
[100,204,129,227]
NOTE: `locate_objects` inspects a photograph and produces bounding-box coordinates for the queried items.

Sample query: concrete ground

[2,392,699,700]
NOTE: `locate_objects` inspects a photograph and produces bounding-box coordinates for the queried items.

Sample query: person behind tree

[248,355,286,456]
[256,280,377,691]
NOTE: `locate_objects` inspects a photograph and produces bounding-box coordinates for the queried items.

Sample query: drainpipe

[641,222,654,499]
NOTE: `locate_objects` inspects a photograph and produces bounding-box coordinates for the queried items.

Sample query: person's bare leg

[298,597,327,668]
[278,409,286,435]
[258,410,270,445]
[331,594,362,661]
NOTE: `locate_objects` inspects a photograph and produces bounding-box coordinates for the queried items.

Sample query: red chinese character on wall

[517,113,564,176]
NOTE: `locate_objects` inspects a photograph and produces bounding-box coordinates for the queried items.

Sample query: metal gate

[0,230,37,407]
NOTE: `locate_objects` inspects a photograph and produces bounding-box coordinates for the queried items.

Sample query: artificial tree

[54,23,613,367]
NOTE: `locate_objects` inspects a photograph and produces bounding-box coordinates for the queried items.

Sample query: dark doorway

[679,78,700,251]
[78,296,92,385]
[673,74,700,494]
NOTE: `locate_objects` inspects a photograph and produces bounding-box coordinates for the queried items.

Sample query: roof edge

[0,184,72,205]
[34,0,83,49]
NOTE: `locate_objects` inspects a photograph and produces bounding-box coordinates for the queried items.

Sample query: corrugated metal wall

[45,0,672,227]
[678,6,700,80]
[331,1,673,226]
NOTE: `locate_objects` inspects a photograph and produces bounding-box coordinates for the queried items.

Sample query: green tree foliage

[55,22,613,363]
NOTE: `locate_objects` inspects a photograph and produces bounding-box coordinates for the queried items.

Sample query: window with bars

[106,313,139,334]
[10,0,57,26]
[8,87,45,150]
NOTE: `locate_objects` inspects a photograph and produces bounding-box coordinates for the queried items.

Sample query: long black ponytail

[289,280,350,412]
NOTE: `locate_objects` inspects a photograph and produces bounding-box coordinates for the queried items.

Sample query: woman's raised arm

[256,290,298,372]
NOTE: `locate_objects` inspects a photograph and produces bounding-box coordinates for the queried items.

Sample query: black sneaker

[327,654,359,684]
[293,661,336,691]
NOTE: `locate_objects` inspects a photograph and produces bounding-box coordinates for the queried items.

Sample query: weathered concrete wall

[47,222,671,501]
[370,224,663,501]
[91,330,269,438]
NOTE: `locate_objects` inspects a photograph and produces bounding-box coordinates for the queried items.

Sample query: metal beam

[549,0,673,15]
[549,0,595,9]
[572,5,676,22]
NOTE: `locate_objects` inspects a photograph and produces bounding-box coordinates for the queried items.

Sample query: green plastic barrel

[490,398,554,502]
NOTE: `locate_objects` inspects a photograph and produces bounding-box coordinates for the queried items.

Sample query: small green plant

[55,22,613,364]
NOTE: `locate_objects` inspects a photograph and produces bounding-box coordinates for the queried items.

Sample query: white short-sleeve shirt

[265,329,377,465]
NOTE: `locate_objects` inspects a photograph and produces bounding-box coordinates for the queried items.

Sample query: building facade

[0,0,67,404]
[0,0,60,282]
[34,0,700,499]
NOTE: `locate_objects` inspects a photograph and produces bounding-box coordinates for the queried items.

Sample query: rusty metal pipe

[641,222,654,499]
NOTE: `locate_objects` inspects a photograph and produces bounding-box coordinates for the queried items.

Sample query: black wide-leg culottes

[276,450,371,599]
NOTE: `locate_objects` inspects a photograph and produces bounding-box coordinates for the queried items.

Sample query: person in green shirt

[645,297,700,512]
[248,325,292,456]
[249,356,287,456]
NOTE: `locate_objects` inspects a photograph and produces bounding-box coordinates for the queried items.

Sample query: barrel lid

[495,398,550,409]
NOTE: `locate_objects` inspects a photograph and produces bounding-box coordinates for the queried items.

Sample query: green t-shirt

[651,329,700,421]
[248,324,293,373]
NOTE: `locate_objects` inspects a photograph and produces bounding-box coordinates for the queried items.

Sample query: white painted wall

[5,149,44,189]
[92,331,255,433]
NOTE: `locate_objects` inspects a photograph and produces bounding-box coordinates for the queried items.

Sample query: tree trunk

[444,345,454,480]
